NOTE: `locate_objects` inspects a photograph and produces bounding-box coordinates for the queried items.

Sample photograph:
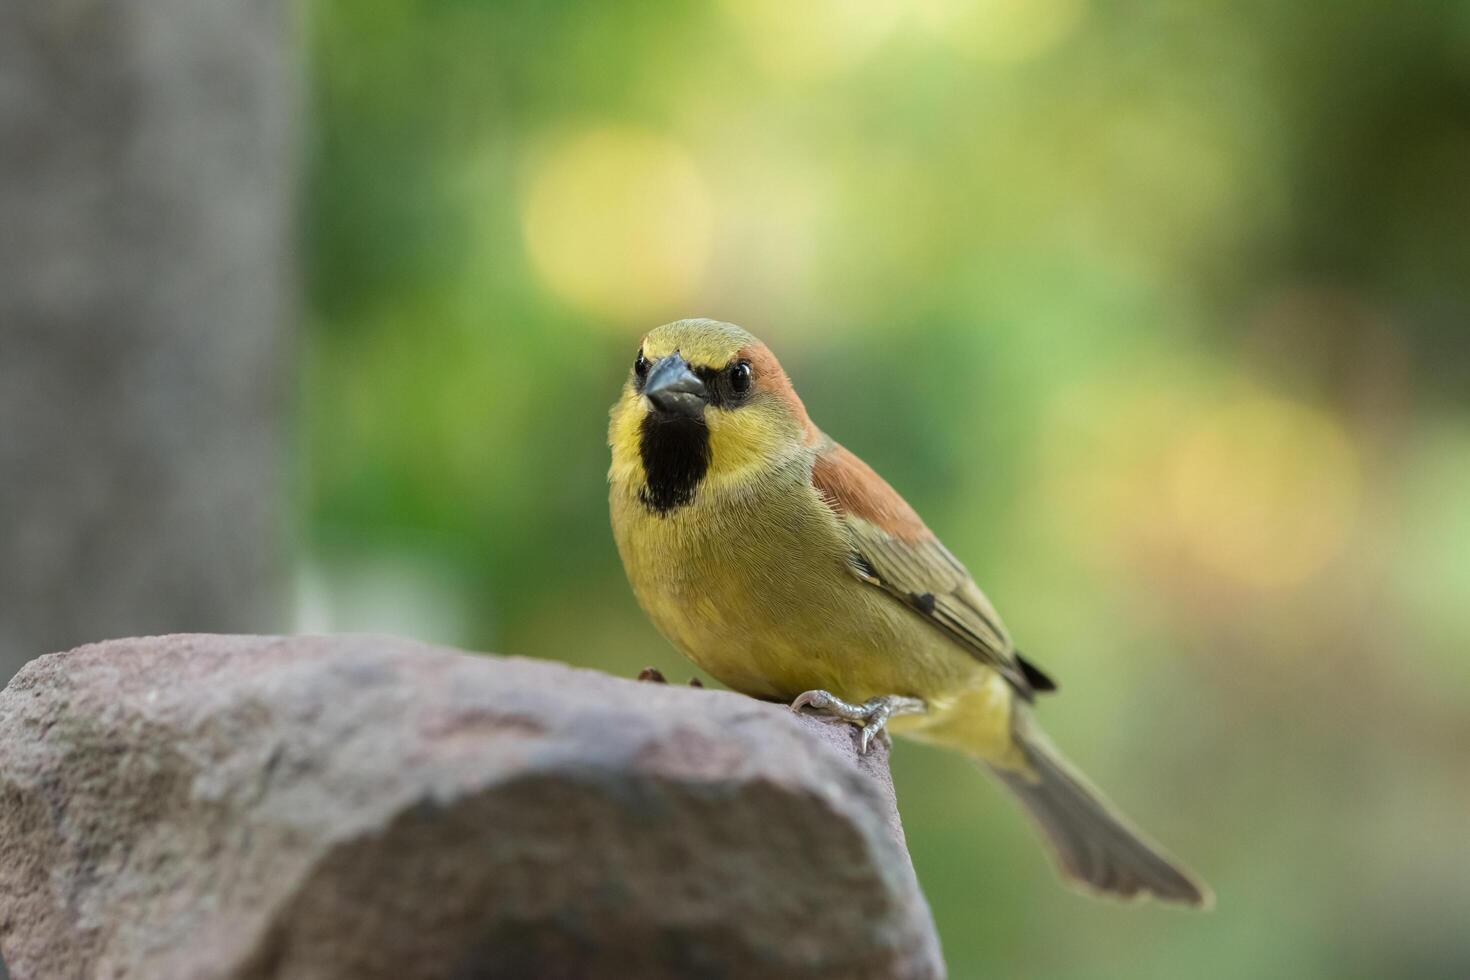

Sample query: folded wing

[811,439,1045,700]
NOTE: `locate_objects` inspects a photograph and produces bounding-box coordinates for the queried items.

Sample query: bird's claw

[638,666,704,687]
[790,689,865,721]
[789,690,926,755]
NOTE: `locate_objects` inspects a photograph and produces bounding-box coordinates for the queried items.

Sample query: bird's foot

[789,690,926,755]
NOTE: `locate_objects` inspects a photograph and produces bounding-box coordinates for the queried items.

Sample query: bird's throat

[638,414,710,515]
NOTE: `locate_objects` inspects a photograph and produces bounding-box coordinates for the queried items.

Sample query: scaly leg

[789,690,926,755]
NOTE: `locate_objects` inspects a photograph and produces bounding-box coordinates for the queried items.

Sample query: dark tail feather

[989,727,1213,908]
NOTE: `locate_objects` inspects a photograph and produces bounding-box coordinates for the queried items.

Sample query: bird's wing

[811,439,1051,701]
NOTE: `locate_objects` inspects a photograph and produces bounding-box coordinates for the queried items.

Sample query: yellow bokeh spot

[1034,375,1200,569]
[521,127,711,321]
[916,0,1087,63]
[1165,392,1360,590]
[723,0,905,80]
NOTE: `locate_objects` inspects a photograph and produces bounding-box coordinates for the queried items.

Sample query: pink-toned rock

[0,635,943,979]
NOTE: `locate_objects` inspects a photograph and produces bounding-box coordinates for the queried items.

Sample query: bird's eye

[634,349,649,382]
[729,360,752,397]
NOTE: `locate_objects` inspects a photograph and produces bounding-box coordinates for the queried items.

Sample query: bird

[608,317,1211,908]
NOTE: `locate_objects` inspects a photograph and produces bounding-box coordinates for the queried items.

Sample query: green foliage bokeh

[301,2,1470,976]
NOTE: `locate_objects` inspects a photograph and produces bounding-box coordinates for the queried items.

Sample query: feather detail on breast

[810,438,1048,701]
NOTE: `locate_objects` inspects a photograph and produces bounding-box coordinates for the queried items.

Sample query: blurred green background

[298,2,1470,978]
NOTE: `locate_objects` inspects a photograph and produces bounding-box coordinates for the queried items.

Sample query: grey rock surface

[0,635,943,979]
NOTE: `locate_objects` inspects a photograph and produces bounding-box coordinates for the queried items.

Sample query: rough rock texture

[0,635,943,980]
[0,0,294,680]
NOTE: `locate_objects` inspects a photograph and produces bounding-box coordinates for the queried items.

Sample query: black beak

[643,354,708,419]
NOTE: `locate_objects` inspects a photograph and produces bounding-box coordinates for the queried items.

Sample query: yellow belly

[610,478,1024,766]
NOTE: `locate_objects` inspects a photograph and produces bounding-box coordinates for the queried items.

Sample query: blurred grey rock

[0,0,294,680]
[0,635,944,980]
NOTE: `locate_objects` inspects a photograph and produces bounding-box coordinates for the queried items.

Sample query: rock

[0,635,943,979]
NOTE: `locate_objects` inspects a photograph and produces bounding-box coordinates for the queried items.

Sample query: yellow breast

[610,469,986,702]
[608,396,1018,764]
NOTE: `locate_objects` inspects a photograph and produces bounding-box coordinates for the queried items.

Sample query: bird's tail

[987,721,1213,908]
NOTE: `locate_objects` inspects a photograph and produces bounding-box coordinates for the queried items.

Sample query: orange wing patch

[811,443,930,542]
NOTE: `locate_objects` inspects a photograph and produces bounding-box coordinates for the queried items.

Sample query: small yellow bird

[609,318,1210,907]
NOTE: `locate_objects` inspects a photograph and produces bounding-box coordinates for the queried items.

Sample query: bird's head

[609,318,817,513]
